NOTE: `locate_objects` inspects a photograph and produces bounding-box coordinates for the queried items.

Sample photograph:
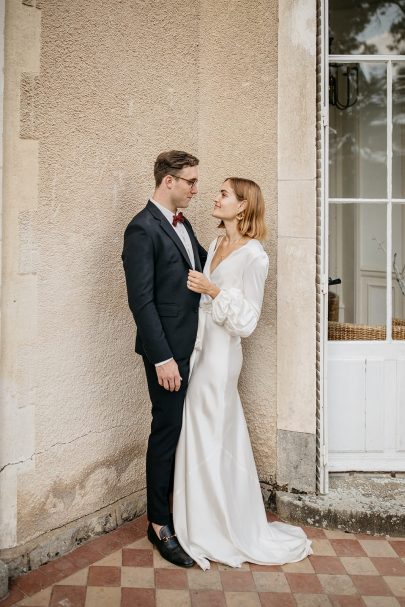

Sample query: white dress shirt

[150,198,195,269]
[150,198,195,367]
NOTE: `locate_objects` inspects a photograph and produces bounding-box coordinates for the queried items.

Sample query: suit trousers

[142,356,190,526]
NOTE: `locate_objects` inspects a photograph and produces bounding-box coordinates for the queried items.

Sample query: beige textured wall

[196,0,278,483]
[0,0,278,550]
[277,0,316,434]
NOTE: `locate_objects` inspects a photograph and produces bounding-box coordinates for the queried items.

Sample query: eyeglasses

[170,175,198,188]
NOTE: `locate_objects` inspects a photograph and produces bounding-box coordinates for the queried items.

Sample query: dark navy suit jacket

[122,200,207,364]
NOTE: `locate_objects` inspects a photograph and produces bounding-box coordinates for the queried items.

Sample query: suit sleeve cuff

[155,357,174,367]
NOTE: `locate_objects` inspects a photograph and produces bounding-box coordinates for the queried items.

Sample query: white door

[325,1,405,472]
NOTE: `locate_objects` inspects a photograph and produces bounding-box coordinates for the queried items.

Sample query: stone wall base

[276,474,405,537]
[0,489,146,579]
[0,561,8,599]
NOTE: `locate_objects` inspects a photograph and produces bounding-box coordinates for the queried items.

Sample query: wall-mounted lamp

[329,64,359,110]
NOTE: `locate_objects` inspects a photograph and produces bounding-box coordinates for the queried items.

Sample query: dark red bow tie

[172,212,185,227]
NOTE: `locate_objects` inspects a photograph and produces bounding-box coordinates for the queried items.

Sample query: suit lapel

[146,200,193,269]
[183,220,202,272]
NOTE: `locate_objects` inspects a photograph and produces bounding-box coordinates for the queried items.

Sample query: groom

[122,150,207,567]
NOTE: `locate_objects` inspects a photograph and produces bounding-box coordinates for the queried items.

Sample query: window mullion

[387,60,393,344]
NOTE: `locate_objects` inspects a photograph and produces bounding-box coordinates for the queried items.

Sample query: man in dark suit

[122,150,207,567]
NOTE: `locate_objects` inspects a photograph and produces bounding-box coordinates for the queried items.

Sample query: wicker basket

[328,292,339,322]
[328,319,405,341]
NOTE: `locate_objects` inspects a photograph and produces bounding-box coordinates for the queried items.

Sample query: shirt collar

[150,198,176,223]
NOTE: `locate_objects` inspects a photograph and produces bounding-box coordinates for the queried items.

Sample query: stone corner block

[0,560,8,599]
[277,428,316,493]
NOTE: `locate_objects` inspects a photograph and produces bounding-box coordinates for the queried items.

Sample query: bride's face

[212,181,244,221]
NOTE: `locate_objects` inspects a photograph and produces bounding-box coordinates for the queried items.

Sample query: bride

[173,177,312,571]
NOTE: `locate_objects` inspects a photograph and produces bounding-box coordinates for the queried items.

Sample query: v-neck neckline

[209,238,254,277]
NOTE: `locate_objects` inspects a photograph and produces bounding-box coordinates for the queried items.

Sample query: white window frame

[320,0,405,492]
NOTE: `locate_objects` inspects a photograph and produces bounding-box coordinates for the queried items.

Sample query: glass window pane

[329,63,387,199]
[329,0,405,56]
[328,203,387,341]
[392,203,405,339]
[393,63,405,199]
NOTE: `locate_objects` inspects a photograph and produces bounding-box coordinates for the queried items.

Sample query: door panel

[328,359,365,452]
[365,359,385,452]
[328,345,405,470]
[397,359,405,451]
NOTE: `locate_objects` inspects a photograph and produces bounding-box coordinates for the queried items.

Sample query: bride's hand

[187,270,220,299]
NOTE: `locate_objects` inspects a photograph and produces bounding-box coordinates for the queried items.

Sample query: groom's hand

[156,359,182,392]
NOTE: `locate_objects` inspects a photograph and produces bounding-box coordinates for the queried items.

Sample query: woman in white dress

[173,177,312,571]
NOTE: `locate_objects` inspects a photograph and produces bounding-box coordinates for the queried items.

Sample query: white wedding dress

[173,238,312,571]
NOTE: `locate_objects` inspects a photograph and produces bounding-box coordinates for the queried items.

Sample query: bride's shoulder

[209,235,223,251]
[243,240,269,274]
[246,239,268,260]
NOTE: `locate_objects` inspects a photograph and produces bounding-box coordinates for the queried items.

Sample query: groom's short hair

[154,150,199,187]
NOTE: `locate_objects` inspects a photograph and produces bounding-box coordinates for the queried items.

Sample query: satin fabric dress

[173,238,312,571]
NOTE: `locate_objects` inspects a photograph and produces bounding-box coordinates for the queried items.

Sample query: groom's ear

[164,174,175,189]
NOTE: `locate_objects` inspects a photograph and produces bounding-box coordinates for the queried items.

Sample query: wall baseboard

[0,488,146,579]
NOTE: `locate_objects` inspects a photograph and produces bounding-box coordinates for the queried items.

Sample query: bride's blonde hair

[218,177,267,240]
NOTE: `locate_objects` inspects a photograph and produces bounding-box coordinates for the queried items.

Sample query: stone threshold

[276,473,405,537]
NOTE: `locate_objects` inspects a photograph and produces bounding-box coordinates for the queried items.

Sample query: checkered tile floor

[2,513,405,607]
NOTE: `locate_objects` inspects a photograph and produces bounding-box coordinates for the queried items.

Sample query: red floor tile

[266,512,282,522]
[250,563,283,572]
[110,518,147,546]
[46,554,78,574]
[329,597,366,607]
[4,515,405,607]
[330,540,367,557]
[90,533,123,555]
[155,567,188,589]
[190,590,227,606]
[49,584,86,607]
[87,565,121,586]
[285,572,323,594]
[309,555,346,574]
[66,542,104,569]
[128,514,148,530]
[390,541,405,557]
[259,592,297,606]
[371,556,405,575]
[122,548,153,567]
[0,587,26,607]
[12,568,47,596]
[351,574,392,595]
[303,526,327,539]
[121,587,155,607]
[220,570,256,591]
[38,555,78,585]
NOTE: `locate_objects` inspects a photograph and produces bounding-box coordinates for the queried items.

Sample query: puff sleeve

[211,252,269,337]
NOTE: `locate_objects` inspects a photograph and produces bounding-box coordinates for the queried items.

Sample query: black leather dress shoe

[147,523,194,568]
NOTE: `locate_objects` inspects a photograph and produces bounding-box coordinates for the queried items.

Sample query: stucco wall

[277,0,317,492]
[0,0,278,552]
